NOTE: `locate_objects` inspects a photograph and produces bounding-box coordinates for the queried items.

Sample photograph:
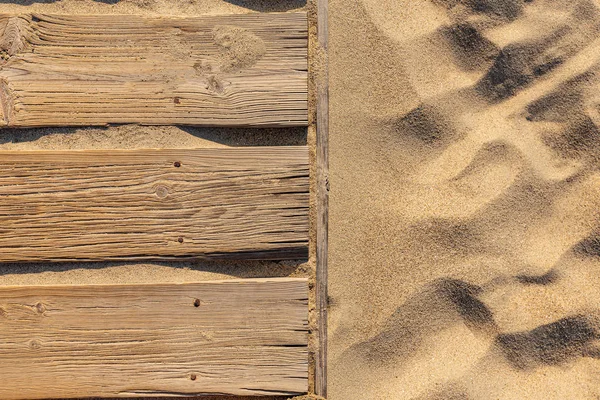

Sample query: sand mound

[212,25,266,72]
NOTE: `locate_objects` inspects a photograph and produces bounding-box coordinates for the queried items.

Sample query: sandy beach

[329,0,600,399]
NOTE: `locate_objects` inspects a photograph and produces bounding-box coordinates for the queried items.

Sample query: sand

[329,0,600,399]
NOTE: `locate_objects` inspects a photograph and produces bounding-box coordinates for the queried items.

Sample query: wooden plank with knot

[0,147,309,262]
[0,278,309,398]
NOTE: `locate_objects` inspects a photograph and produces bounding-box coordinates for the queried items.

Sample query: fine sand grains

[330,0,600,399]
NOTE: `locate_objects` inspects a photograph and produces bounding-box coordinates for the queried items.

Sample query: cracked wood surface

[0,278,309,398]
[0,147,308,262]
[0,13,308,127]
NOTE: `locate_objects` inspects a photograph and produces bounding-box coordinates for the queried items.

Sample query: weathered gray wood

[0,278,309,398]
[0,13,308,128]
[0,147,308,262]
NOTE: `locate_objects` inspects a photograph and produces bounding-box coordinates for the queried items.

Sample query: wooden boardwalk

[0,8,320,399]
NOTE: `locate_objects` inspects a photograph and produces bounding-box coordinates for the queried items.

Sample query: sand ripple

[331,0,600,398]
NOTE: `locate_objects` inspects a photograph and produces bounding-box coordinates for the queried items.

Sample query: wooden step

[0,278,308,398]
[0,13,308,128]
[0,147,308,262]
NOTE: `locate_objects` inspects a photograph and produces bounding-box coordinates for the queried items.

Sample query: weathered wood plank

[315,0,330,397]
[0,147,308,262]
[0,278,308,398]
[0,13,308,128]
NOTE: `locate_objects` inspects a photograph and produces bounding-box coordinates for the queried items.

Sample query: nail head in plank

[0,147,308,262]
[0,13,308,128]
[0,278,309,398]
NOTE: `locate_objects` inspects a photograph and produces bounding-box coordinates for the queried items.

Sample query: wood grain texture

[0,278,309,398]
[0,147,308,262]
[315,0,330,397]
[0,13,307,128]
